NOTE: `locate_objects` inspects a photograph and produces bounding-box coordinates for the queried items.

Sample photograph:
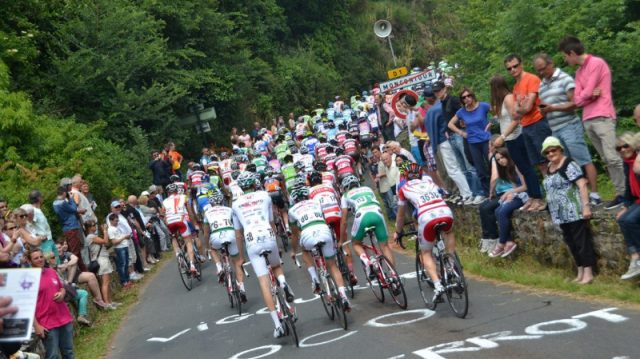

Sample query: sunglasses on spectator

[4,226,16,230]
[18,214,28,218]
[543,147,560,156]
[461,94,473,100]
[616,143,631,152]
[506,63,521,71]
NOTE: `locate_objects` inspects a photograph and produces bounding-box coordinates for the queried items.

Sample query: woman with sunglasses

[12,208,45,248]
[541,136,595,284]
[0,219,17,267]
[614,132,640,280]
[448,87,491,202]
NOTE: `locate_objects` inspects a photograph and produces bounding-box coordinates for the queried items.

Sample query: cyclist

[297,146,315,173]
[232,172,295,339]
[339,175,395,278]
[263,168,291,234]
[170,174,188,195]
[393,163,454,300]
[251,150,269,176]
[280,154,298,191]
[342,134,363,178]
[334,147,357,186]
[163,183,199,274]
[335,123,349,146]
[273,136,290,162]
[324,145,338,173]
[288,185,352,311]
[202,190,247,302]
[309,171,357,285]
[301,131,319,154]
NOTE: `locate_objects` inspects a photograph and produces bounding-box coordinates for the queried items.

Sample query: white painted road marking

[147,328,191,343]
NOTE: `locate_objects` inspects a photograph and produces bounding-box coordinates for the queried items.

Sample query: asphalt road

[108,245,639,359]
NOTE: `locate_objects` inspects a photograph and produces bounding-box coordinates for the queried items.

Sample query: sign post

[387,66,408,80]
[379,69,437,93]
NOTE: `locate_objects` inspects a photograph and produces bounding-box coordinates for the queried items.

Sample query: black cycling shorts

[269,192,286,209]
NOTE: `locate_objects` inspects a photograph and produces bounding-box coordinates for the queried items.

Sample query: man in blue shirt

[53,183,87,271]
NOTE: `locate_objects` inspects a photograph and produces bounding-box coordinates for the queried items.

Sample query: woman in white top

[490,75,545,212]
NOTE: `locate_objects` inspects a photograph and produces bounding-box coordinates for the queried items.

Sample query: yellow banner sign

[387,66,408,80]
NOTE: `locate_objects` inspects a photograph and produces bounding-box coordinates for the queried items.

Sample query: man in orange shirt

[505,54,550,211]
[168,142,184,180]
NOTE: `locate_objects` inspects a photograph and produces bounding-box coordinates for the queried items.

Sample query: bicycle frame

[363,230,389,288]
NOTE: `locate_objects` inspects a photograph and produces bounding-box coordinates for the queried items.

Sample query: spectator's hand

[0,296,18,335]
[494,136,505,147]
[460,131,468,139]
[102,224,108,232]
[35,322,47,338]
[582,205,592,220]
[501,191,514,203]
[539,104,553,115]
[53,289,64,302]
[592,87,601,97]
[616,207,627,220]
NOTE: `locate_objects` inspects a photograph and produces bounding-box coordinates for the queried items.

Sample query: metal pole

[387,36,398,67]
[192,105,208,148]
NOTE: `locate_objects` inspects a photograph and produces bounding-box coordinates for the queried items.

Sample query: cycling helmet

[308,171,323,186]
[253,149,262,157]
[313,161,327,172]
[398,160,412,175]
[245,163,257,173]
[210,155,219,162]
[283,154,293,163]
[292,176,307,188]
[230,162,240,170]
[220,152,228,159]
[278,127,288,136]
[293,161,305,172]
[233,148,242,155]
[237,171,256,190]
[258,128,267,136]
[289,146,299,154]
[329,139,338,146]
[289,186,309,204]
[166,183,179,194]
[170,174,180,183]
[208,190,224,206]
[341,175,360,190]
[335,147,344,156]
[405,162,422,180]
[317,133,327,141]
[192,163,202,171]
[299,146,309,155]
[231,170,241,180]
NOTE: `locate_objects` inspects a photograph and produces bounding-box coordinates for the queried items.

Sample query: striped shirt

[539,68,581,132]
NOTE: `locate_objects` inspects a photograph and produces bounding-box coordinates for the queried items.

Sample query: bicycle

[361,227,407,309]
[175,233,202,291]
[274,211,290,253]
[399,222,469,318]
[311,241,348,330]
[260,249,299,346]
[220,241,242,316]
[335,238,355,299]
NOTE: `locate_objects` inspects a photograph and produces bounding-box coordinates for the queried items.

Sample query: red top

[35,268,73,330]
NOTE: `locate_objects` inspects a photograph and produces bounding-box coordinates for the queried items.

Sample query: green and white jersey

[288,199,326,232]
[340,186,381,214]
[252,156,268,174]
[274,143,290,161]
[281,164,297,190]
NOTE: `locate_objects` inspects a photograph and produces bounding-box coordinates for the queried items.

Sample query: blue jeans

[114,247,130,284]
[618,203,640,254]
[381,189,397,220]
[479,197,524,243]
[449,133,483,197]
[467,141,490,196]
[506,135,543,199]
[43,322,75,359]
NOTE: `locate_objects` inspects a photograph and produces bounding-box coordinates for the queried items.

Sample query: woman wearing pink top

[29,248,76,359]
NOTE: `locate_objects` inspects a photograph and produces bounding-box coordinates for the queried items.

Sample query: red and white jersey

[336,130,349,146]
[343,138,358,155]
[334,155,355,176]
[321,171,336,188]
[310,184,341,221]
[163,194,189,224]
[189,170,206,186]
[397,177,449,218]
[220,159,234,184]
[324,153,337,172]
[315,143,330,161]
[173,181,187,194]
[295,123,306,138]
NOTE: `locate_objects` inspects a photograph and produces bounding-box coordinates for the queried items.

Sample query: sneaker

[341,297,352,312]
[604,196,624,210]
[239,290,248,303]
[432,286,445,303]
[472,195,486,205]
[77,316,91,326]
[479,239,489,253]
[106,304,118,310]
[589,194,602,207]
[217,271,226,284]
[621,260,640,280]
[130,273,144,281]
[312,280,321,294]
[501,243,517,257]
[283,284,295,303]
[448,194,460,204]
[93,300,109,310]
[367,265,377,280]
[349,272,358,286]
[273,325,286,338]
[143,267,151,272]
[486,239,498,253]
[488,246,504,258]
[462,196,474,205]
[110,301,123,307]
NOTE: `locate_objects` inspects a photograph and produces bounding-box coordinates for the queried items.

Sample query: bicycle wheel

[416,255,437,309]
[230,269,242,316]
[277,291,299,347]
[177,252,192,291]
[379,255,407,309]
[328,275,347,330]
[363,262,384,303]
[337,250,355,299]
[443,253,469,318]
[318,274,335,320]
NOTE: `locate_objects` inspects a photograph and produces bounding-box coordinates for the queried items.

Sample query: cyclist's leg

[369,211,394,267]
[350,214,368,265]
[184,235,195,265]
[444,230,456,254]
[247,243,280,329]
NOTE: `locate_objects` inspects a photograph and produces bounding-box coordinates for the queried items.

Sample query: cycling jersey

[254,140,268,155]
[397,177,453,248]
[335,130,348,146]
[228,182,245,201]
[189,170,207,186]
[195,182,216,212]
[163,194,192,236]
[268,159,282,172]
[252,156,268,174]
[298,154,315,173]
[321,171,336,188]
[274,143,290,161]
[281,163,297,190]
[288,199,336,258]
[315,143,329,161]
[263,176,283,193]
[343,138,358,156]
[301,137,319,154]
[173,181,188,195]
[295,123,306,139]
[324,153,337,172]
[341,186,388,242]
[334,155,355,178]
[309,184,341,222]
[203,204,238,256]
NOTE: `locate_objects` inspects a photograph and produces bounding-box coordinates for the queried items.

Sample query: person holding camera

[52,184,87,272]
[149,150,172,189]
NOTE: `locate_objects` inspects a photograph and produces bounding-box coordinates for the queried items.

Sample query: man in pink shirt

[559,36,625,209]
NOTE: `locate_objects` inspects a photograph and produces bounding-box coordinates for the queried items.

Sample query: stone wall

[451,205,628,276]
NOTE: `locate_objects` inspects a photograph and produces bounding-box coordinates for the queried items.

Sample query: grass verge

[73,255,169,359]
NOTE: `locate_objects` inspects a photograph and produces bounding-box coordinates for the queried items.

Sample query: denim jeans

[506,135,543,199]
[75,289,89,316]
[114,247,130,284]
[449,133,483,197]
[43,322,75,359]
[479,197,524,243]
[381,190,397,220]
[618,203,640,254]
[467,141,490,196]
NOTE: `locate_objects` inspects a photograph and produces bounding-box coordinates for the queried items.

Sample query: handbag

[64,283,78,302]
[88,245,103,274]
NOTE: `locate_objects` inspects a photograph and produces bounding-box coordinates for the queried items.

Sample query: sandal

[501,243,518,257]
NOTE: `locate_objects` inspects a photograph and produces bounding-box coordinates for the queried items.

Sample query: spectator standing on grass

[108,201,143,282]
[87,221,119,309]
[559,36,625,209]
[378,151,399,220]
[614,133,640,280]
[533,53,602,207]
[149,150,172,188]
[168,142,184,180]
[505,54,550,212]
[541,137,595,284]
[80,181,97,212]
[28,248,76,359]
[107,213,132,289]
[54,181,88,271]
